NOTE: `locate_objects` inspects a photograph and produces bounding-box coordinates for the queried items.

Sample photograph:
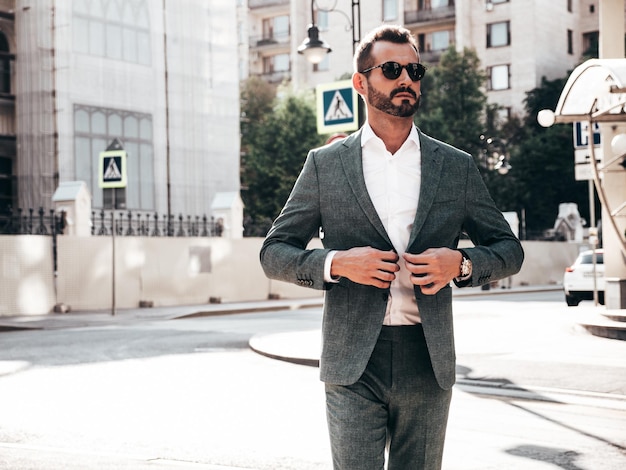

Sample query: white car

[563,249,604,306]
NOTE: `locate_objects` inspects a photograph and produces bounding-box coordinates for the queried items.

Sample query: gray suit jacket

[260,129,524,390]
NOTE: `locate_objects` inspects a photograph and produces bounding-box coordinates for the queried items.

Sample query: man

[260,25,523,470]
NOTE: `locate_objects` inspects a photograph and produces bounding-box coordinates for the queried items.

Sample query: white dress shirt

[324,123,422,325]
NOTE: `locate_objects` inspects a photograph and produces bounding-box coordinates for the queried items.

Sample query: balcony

[405,5,455,25]
[250,31,290,49]
[249,0,289,9]
[253,69,291,85]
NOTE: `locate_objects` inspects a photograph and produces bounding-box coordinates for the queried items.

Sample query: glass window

[123,27,138,63]
[273,15,289,41]
[567,29,574,55]
[73,0,151,65]
[89,20,105,56]
[106,23,122,60]
[108,114,123,136]
[91,111,106,134]
[273,54,290,72]
[73,17,89,54]
[431,0,449,8]
[137,31,151,65]
[431,31,450,51]
[317,10,329,30]
[488,64,510,90]
[74,105,154,211]
[383,0,398,21]
[75,109,90,133]
[487,21,510,48]
[140,118,152,140]
[124,115,139,138]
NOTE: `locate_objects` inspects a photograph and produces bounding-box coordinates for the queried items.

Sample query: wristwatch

[459,251,472,278]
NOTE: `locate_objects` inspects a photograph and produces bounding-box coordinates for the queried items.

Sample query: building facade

[243,0,624,121]
[1,0,241,230]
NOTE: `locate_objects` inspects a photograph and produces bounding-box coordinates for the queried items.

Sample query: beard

[367,84,420,117]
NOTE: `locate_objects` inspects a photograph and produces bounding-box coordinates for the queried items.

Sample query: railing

[0,207,223,237]
[404,5,456,24]
[91,210,223,237]
[248,0,288,9]
[0,207,64,236]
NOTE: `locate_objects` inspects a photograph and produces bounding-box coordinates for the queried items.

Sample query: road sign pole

[112,190,116,317]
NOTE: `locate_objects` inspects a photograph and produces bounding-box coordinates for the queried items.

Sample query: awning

[553,58,626,123]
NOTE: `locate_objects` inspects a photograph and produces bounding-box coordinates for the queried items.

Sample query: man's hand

[403,248,463,295]
[331,247,399,288]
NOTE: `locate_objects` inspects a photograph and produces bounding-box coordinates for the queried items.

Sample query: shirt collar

[361,122,421,150]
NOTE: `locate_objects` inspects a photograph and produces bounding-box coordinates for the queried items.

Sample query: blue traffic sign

[316,80,359,134]
[99,150,127,188]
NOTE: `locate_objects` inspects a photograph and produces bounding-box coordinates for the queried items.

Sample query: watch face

[461,258,471,276]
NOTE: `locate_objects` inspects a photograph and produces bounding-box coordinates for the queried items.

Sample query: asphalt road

[0,290,624,469]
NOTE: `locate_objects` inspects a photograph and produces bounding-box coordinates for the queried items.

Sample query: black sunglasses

[360,62,427,82]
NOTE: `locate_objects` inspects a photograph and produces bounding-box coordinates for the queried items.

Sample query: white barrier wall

[0,236,56,315]
[0,236,585,315]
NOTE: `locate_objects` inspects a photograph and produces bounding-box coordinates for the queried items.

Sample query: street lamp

[298,0,361,61]
[297,1,331,65]
[298,1,363,127]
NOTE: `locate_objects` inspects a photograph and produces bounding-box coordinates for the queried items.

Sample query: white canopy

[554,58,626,123]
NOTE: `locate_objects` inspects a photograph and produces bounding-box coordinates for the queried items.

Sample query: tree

[498,76,592,236]
[417,46,487,158]
[240,80,325,236]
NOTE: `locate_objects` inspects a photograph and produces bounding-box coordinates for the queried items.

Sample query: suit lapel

[338,131,392,246]
[408,131,444,248]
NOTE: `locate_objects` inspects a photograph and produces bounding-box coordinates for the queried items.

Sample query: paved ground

[0,286,625,469]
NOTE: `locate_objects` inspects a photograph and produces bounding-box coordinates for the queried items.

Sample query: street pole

[111,191,116,316]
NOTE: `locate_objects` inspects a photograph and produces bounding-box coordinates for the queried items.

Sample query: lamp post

[298,1,363,127]
[298,1,361,60]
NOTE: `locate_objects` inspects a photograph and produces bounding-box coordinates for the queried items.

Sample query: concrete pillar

[599,0,626,309]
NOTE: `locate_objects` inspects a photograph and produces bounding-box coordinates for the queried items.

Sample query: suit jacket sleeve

[260,150,332,290]
[453,150,524,287]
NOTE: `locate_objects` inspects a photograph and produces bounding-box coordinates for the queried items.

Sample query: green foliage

[240,79,326,235]
[499,76,591,234]
[417,46,487,158]
[240,52,592,238]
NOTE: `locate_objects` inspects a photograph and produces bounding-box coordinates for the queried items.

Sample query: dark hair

[354,25,420,73]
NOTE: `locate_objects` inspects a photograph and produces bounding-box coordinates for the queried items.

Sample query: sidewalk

[0,284,559,332]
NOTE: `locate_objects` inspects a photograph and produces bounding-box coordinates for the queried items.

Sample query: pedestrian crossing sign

[98,150,127,188]
[316,80,359,134]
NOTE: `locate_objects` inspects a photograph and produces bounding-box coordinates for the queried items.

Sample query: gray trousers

[325,325,452,470]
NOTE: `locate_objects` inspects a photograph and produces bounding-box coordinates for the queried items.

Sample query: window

[72,0,151,65]
[431,30,451,51]
[0,32,11,94]
[487,64,510,90]
[568,0,573,12]
[567,29,574,55]
[487,21,510,48]
[317,10,329,30]
[430,0,451,7]
[491,0,509,4]
[314,54,329,72]
[383,0,398,21]
[74,105,154,210]
[263,53,290,75]
[262,15,289,42]
[583,31,599,57]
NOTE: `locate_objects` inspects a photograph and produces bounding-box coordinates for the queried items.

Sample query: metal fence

[0,207,223,237]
